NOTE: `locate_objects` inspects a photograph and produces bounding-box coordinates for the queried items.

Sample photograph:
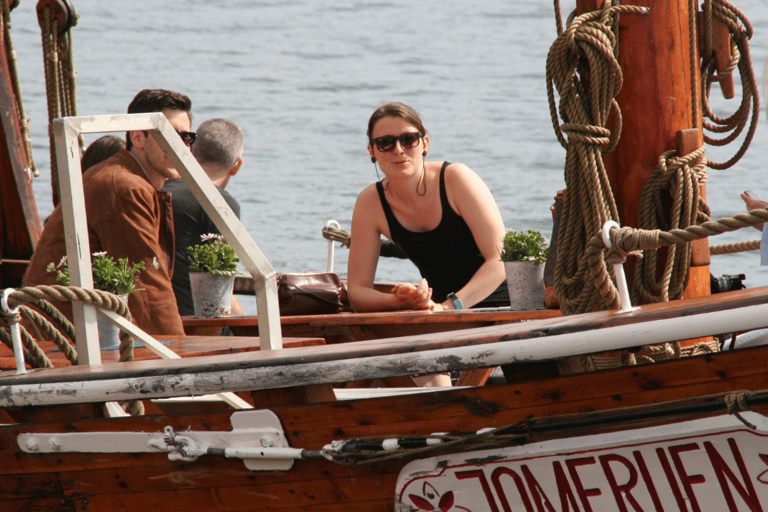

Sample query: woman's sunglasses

[371,132,422,152]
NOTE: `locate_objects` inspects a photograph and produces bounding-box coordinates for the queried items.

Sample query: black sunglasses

[371,132,422,152]
[176,130,197,147]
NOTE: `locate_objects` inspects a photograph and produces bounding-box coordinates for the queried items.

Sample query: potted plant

[500,229,549,310]
[187,233,241,318]
[48,252,147,348]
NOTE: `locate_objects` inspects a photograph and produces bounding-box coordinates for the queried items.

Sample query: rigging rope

[38,1,80,207]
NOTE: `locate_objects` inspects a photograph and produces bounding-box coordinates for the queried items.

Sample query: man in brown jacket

[23,89,195,336]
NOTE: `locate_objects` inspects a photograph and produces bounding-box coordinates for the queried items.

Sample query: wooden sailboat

[1,0,768,510]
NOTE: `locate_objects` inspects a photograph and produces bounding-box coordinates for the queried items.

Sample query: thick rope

[586,209,768,310]
[700,0,759,170]
[709,238,760,255]
[546,2,649,317]
[321,225,351,248]
[1,0,37,177]
[633,147,709,305]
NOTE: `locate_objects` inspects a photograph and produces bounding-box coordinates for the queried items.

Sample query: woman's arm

[347,186,432,311]
[434,163,507,310]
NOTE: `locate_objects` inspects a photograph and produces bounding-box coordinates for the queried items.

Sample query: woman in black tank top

[346,102,510,318]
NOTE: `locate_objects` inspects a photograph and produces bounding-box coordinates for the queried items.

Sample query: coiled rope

[549,0,761,318]
[633,147,710,305]
[0,285,142,416]
[546,1,649,317]
[700,0,759,170]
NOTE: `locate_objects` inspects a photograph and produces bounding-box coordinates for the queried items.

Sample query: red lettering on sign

[657,446,689,511]
[492,467,535,512]
[566,457,601,512]
[456,469,500,512]
[633,451,664,512]
[668,443,705,512]
[521,463,583,512]
[704,438,764,512]
[521,465,558,512]
[554,461,582,511]
[598,454,643,512]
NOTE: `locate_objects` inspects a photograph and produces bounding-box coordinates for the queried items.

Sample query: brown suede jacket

[24,149,184,336]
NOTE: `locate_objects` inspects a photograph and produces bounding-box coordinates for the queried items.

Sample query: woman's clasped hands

[391,278,435,310]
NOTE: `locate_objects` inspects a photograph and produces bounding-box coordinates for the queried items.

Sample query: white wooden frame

[52,113,283,367]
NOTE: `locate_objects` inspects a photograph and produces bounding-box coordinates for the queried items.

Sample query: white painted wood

[52,114,282,358]
[96,308,252,410]
[52,118,101,365]
[3,300,768,406]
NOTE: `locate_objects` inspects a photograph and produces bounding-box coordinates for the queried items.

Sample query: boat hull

[2,343,768,511]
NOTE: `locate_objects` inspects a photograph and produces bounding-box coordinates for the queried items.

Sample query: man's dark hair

[125,89,192,150]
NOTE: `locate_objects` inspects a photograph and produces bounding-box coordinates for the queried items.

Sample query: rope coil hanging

[546,1,649,316]
[633,146,710,305]
[699,0,760,170]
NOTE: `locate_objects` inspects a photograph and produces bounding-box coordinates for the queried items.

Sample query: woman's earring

[422,152,427,157]
[371,157,376,163]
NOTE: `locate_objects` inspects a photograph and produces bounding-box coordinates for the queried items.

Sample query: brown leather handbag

[277,272,346,316]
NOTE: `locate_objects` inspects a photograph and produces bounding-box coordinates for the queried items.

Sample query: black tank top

[376,162,509,307]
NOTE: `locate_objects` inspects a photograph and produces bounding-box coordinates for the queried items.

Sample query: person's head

[367,102,429,166]
[125,89,193,188]
[191,118,245,188]
[80,135,125,173]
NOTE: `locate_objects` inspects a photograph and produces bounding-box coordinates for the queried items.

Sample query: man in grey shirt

[162,118,246,317]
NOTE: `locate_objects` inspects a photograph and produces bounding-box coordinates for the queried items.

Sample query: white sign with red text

[395,412,768,511]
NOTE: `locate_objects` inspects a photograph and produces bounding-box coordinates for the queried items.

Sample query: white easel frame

[52,113,283,367]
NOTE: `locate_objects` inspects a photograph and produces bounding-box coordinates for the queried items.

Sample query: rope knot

[560,123,611,147]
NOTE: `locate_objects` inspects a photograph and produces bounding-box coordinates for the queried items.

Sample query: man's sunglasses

[176,130,197,147]
[370,132,422,153]
[142,130,197,147]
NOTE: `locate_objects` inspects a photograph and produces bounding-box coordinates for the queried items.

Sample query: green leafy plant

[47,252,147,295]
[500,229,549,265]
[187,233,241,276]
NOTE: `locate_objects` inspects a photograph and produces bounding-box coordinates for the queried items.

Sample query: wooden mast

[578,0,710,315]
[0,6,42,288]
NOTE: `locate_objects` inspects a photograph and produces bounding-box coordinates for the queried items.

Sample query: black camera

[710,273,746,294]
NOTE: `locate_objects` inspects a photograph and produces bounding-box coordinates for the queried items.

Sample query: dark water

[8,0,768,312]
